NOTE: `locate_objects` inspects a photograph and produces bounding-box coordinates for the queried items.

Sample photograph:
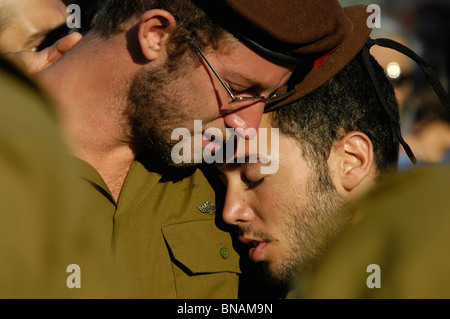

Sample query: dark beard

[125,64,193,166]
[265,163,348,287]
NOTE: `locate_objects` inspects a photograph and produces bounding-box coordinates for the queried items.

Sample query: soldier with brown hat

[5,0,449,298]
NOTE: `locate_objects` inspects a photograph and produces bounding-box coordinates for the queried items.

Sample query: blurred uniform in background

[0,57,117,298]
[295,164,450,298]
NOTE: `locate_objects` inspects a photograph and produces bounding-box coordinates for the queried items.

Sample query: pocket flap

[162,220,241,274]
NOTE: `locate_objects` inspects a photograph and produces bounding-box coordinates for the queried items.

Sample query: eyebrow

[224,68,266,91]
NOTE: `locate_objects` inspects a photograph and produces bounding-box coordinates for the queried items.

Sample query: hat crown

[195,0,354,62]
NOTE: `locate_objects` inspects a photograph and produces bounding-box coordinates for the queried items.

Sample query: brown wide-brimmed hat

[194,0,373,111]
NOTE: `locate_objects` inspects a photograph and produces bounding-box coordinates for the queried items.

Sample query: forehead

[217,115,289,172]
[9,0,67,29]
[212,39,295,89]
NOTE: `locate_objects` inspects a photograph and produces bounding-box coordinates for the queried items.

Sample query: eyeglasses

[190,39,296,110]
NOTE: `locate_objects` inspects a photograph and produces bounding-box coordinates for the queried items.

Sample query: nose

[222,102,265,138]
[222,187,255,226]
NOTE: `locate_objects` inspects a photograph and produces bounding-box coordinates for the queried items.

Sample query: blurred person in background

[0,0,81,74]
[367,1,450,170]
[397,1,450,169]
[369,14,416,113]
[400,84,450,169]
[0,0,68,53]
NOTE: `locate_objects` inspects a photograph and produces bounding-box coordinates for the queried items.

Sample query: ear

[332,132,374,191]
[138,9,177,61]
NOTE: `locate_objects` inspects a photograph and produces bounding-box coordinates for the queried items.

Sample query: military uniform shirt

[76,157,241,298]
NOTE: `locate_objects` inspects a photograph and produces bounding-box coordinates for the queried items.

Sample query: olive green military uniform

[290,165,450,299]
[77,157,242,298]
[0,56,241,298]
[0,58,117,298]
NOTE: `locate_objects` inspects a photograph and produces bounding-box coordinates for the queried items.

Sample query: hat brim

[265,5,372,112]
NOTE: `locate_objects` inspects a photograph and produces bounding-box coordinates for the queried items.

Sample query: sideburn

[124,52,196,163]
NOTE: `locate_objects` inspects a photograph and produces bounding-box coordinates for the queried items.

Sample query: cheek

[183,66,217,108]
[254,172,309,226]
[176,76,226,127]
[253,185,289,224]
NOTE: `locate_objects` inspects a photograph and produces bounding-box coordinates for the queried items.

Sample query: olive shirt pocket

[162,220,241,299]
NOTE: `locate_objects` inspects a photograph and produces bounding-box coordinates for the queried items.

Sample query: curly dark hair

[269,52,400,180]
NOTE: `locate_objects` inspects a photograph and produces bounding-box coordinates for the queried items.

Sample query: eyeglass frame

[189,37,296,109]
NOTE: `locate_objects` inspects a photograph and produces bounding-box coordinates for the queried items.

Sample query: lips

[249,242,267,263]
[241,237,268,263]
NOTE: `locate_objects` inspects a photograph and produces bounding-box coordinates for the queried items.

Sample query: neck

[35,31,140,200]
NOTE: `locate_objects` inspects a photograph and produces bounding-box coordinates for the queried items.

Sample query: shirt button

[220,246,230,259]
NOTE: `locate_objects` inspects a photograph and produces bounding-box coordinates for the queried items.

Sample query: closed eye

[229,83,262,98]
[242,173,264,189]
